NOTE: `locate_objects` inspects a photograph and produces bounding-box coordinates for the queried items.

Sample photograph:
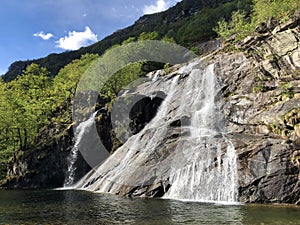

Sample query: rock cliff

[75,15,300,204]
[215,15,300,204]
[1,121,73,188]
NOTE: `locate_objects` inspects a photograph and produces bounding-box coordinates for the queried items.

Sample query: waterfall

[73,76,180,192]
[74,62,238,204]
[164,64,238,203]
[63,111,98,187]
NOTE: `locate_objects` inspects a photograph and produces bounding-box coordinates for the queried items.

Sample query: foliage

[3,64,52,149]
[122,37,136,45]
[189,46,201,55]
[252,83,268,93]
[161,35,176,43]
[0,64,53,179]
[138,31,160,41]
[252,0,299,23]
[214,10,253,40]
[175,0,252,44]
[0,55,98,180]
[214,0,300,41]
[100,62,147,100]
[52,54,98,109]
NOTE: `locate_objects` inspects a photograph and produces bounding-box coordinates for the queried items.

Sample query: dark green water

[0,190,299,225]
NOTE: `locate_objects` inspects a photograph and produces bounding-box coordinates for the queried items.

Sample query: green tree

[100,62,146,100]
[52,54,98,108]
[214,0,300,41]
[23,63,49,77]
[0,64,53,179]
[161,35,176,43]
[138,31,160,41]
[5,64,52,150]
[122,37,136,45]
[51,54,98,124]
[214,10,252,40]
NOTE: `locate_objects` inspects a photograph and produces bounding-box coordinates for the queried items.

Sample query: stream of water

[64,111,99,187]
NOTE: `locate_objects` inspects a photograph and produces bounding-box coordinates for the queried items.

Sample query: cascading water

[163,64,238,203]
[74,76,180,192]
[63,111,98,187]
[74,61,239,204]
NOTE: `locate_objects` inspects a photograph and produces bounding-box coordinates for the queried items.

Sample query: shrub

[214,10,252,41]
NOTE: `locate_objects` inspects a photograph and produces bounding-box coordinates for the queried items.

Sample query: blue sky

[0,0,181,75]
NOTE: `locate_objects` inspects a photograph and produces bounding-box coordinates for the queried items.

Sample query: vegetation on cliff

[214,0,299,40]
[0,54,98,180]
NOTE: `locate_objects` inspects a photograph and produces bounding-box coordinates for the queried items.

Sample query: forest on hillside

[3,0,252,81]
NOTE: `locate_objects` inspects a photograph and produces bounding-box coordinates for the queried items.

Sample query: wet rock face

[82,16,300,204]
[129,95,165,134]
[231,134,300,204]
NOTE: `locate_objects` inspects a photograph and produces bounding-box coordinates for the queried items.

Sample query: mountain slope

[2,0,249,81]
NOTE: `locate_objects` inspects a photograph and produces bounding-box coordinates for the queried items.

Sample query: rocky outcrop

[75,15,300,204]
[0,122,73,188]
[233,134,299,204]
[211,17,300,204]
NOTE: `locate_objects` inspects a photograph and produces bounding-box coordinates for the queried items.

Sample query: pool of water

[0,190,299,224]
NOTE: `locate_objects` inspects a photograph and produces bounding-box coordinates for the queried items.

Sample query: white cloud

[56,26,98,50]
[143,0,171,15]
[34,31,54,40]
